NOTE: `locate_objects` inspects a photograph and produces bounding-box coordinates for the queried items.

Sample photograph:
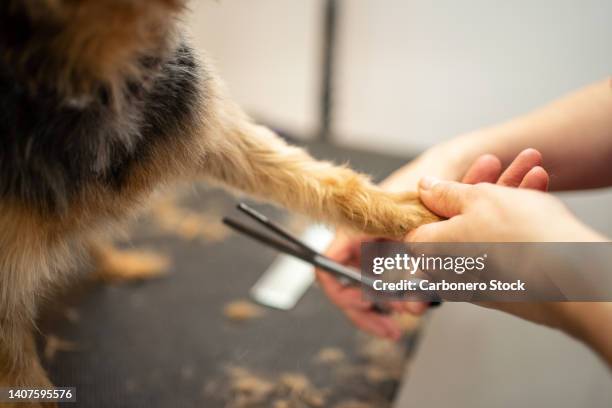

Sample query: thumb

[418,177,474,218]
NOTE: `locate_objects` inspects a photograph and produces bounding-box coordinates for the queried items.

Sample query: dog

[0,0,437,404]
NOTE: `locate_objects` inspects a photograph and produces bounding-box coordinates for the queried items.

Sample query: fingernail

[419,176,440,190]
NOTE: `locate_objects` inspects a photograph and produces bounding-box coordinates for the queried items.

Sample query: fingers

[519,166,549,191]
[419,148,545,218]
[318,231,405,340]
[418,178,474,218]
[318,267,405,340]
[386,300,430,315]
[317,271,371,309]
[497,148,542,187]
[403,301,430,315]
[318,231,377,313]
[460,148,546,188]
[346,309,402,340]
[462,154,502,184]
[317,263,402,340]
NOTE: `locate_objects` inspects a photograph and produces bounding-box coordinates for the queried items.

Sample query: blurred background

[188,0,612,154]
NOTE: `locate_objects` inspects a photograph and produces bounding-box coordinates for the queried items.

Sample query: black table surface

[38,140,422,408]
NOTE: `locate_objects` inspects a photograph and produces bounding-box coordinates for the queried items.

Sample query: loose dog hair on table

[0,0,437,399]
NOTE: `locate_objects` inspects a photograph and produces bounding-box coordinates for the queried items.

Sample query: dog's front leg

[198,96,438,238]
[0,323,56,408]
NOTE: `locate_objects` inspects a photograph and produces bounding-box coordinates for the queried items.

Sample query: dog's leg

[0,323,56,408]
[88,241,170,283]
[198,96,439,238]
[202,129,439,237]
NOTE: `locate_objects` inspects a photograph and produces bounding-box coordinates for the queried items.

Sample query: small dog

[0,0,436,403]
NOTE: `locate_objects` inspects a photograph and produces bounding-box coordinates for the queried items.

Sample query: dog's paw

[384,191,441,237]
[334,187,440,239]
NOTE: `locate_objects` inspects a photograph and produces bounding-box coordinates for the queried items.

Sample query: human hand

[379,142,547,193]
[317,149,549,340]
[409,176,608,350]
[410,177,600,243]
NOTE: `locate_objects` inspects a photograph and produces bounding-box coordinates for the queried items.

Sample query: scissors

[223,203,440,314]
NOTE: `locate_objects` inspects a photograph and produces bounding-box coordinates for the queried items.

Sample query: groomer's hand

[410,179,601,243]
[410,177,609,361]
[317,149,548,340]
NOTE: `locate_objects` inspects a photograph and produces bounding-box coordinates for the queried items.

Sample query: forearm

[560,302,612,367]
[438,79,612,190]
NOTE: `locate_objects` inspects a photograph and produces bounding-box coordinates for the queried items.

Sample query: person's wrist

[557,302,612,364]
[542,213,609,242]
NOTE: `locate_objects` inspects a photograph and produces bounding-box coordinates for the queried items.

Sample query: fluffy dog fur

[0,0,437,404]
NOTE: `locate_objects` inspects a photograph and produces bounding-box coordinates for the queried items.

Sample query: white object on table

[250,225,335,310]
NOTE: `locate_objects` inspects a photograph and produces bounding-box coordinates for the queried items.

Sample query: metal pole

[319,0,339,142]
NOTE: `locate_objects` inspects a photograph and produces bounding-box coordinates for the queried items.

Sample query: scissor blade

[223,217,310,261]
[223,216,370,285]
[236,203,318,255]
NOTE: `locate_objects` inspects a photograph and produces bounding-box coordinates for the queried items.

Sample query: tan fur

[90,242,170,282]
[198,85,439,237]
[0,326,56,408]
[0,1,439,394]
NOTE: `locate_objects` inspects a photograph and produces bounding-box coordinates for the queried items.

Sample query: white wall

[187,0,612,155]
[187,0,323,137]
[335,0,612,154]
